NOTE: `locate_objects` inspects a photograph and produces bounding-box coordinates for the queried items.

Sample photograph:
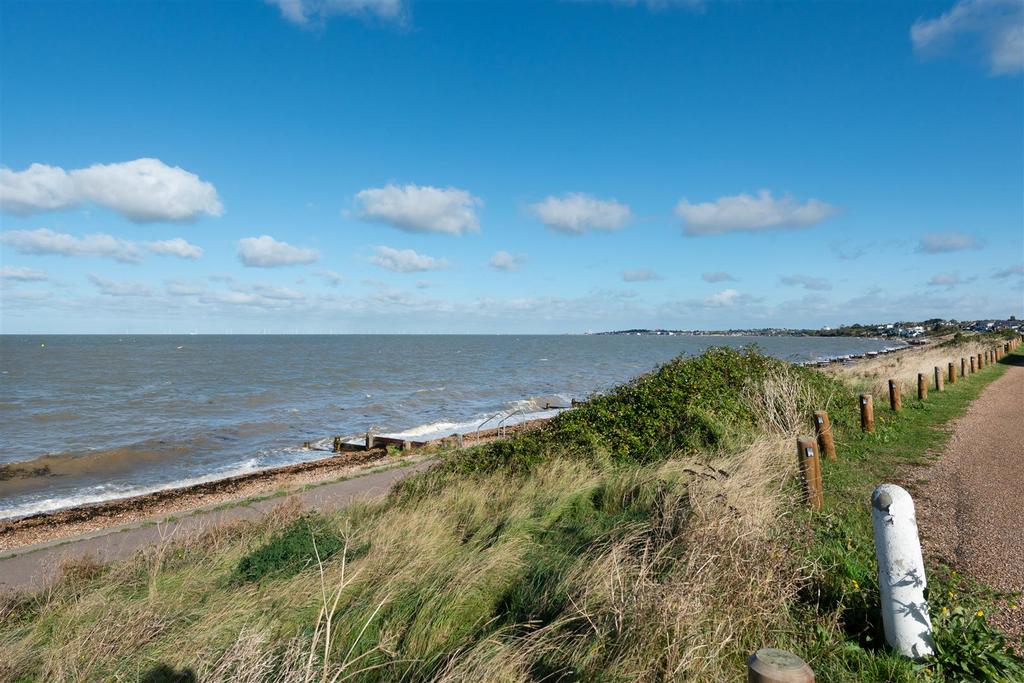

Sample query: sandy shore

[0,418,551,552]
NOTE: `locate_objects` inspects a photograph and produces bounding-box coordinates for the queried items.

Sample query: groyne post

[934,366,943,392]
[332,436,342,453]
[365,432,376,450]
[860,394,874,432]
[813,411,836,460]
[948,362,957,384]
[871,484,934,659]
[888,380,902,412]
[796,437,823,510]
[917,374,927,401]
[746,648,815,683]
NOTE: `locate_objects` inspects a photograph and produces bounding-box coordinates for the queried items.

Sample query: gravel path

[914,354,1024,639]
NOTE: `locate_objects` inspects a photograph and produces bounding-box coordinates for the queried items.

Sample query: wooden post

[456,433,464,448]
[917,373,927,401]
[332,436,342,453]
[978,352,983,369]
[970,356,976,374]
[934,366,944,392]
[365,432,375,450]
[961,357,967,378]
[796,437,824,510]
[888,379,902,412]
[860,394,874,432]
[813,410,837,460]
[747,648,815,683]
[402,440,413,452]
[948,362,957,384]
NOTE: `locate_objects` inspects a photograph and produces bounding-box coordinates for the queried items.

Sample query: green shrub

[233,514,351,584]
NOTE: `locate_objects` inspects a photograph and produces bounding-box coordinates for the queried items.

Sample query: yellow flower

[976,610,984,618]
[851,580,860,590]
[1011,603,1019,610]
[941,607,949,616]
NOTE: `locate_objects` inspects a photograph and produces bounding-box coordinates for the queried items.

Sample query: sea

[0,334,902,519]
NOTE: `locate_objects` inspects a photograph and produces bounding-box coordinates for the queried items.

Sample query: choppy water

[0,334,900,519]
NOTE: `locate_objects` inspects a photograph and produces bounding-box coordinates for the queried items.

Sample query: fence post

[961,357,967,378]
[813,410,837,460]
[970,356,976,374]
[860,394,874,432]
[747,648,815,683]
[978,352,984,369]
[888,379,902,412]
[796,437,823,510]
[948,362,957,384]
[934,366,944,392]
[871,484,935,659]
[917,373,927,401]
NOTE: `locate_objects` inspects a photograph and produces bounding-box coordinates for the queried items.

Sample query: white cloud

[928,272,976,288]
[675,190,836,236]
[911,0,1024,76]
[1,228,143,263]
[267,0,404,26]
[701,271,736,282]
[237,235,319,267]
[317,269,346,286]
[146,238,203,259]
[917,231,984,253]
[622,268,661,282]
[1,265,48,281]
[88,274,152,297]
[165,280,204,296]
[354,183,482,235]
[0,158,223,222]
[780,274,832,291]
[992,263,1024,279]
[370,245,448,273]
[530,193,632,235]
[704,288,741,307]
[490,250,526,272]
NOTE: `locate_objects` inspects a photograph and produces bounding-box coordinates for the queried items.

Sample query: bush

[233,514,349,584]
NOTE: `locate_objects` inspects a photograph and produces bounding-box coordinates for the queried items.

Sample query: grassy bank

[1,344,1021,682]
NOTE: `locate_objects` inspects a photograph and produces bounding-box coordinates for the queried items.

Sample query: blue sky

[1,0,1022,333]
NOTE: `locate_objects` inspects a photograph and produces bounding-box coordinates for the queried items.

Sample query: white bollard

[871,484,934,659]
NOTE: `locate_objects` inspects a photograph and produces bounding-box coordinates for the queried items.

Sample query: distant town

[594,317,1022,340]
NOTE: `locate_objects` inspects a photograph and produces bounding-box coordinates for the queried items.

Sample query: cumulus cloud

[355,183,482,235]
[370,245,448,273]
[88,274,152,297]
[622,268,662,282]
[703,288,760,308]
[146,238,203,259]
[675,190,836,236]
[489,250,526,272]
[701,271,736,282]
[992,263,1024,279]
[267,0,404,26]
[911,0,1024,76]
[530,193,632,235]
[1,228,143,263]
[917,231,984,253]
[780,274,832,291]
[1,265,48,281]
[928,272,977,288]
[237,235,319,267]
[0,158,223,222]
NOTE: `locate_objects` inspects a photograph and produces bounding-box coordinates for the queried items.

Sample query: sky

[1,0,1022,334]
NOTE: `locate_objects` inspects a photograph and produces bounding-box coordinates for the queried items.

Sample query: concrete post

[813,410,836,460]
[917,373,927,401]
[796,437,823,510]
[860,394,874,432]
[888,379,902,412]
[934,366,943,392]
[871,484,934,659]
[747,648,815,682]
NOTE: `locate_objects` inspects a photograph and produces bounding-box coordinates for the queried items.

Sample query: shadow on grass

[141,664,196,683]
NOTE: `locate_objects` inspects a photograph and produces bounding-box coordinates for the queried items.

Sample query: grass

[0,342,1021,682]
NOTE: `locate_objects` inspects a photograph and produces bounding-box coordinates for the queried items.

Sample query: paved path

[915,353,1024,638]
[0,460,430,593]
